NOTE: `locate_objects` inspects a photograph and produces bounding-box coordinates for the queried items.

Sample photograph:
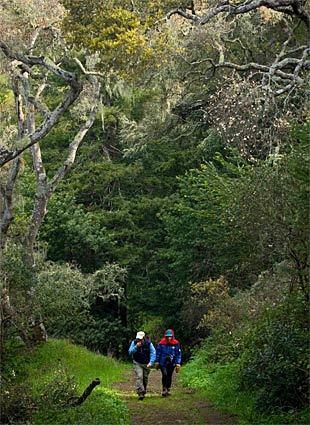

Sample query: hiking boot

[166,388,171,396]
[162,388,168,397]
[137,390,145,400]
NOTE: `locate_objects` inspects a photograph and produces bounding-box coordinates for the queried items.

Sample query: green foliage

[61,0,186,77]
[180,268,309,422]
[40,192,113,271]
[136,315,166,343]
[240,296,309,412]
[1,339,129,425]
[34,262,91,338]
[159,157,243,290]
[0,383,35,424]
[181,357,310,425]
[0,243,35,292]
[34,262,127,354]
[160,137,309,292]
[39,367,78,408]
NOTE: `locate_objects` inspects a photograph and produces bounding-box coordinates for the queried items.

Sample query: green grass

[6,339,129,425]
[181,357,310,425]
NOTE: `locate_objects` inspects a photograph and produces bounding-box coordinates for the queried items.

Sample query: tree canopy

[0,2,309,423]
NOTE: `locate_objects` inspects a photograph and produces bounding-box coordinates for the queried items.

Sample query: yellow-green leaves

[61,0,187,78]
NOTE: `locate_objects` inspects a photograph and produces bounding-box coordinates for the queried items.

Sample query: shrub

[38,367,78,408]
[0,383,35,424]
[34,262,128,354]
[239,295,309,412]
[34,262,91,339]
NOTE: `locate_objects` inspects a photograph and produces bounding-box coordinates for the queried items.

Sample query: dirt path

[113,367,236,425]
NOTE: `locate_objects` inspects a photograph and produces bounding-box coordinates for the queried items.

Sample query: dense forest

[0,1,309,424]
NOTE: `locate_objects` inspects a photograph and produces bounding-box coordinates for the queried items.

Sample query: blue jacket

[156,342,182,367]
[128,339,156,365]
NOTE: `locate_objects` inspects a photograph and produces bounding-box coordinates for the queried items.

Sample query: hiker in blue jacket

[128,331,156,400]
[155,329,182,397]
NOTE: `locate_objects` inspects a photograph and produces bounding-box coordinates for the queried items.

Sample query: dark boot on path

[166,388,171,396]
[138,391,145,400]
[162,387,168,397]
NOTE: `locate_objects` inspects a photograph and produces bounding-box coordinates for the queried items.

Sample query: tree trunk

[25,186,50,266]
[0,288,32,348]
[0,159,21,250]
[24,77,101,266]
[0,74,25,251]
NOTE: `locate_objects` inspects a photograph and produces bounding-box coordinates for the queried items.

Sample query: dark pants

[160,364,175,390]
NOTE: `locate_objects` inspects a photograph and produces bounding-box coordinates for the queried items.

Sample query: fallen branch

[69,379,101,406]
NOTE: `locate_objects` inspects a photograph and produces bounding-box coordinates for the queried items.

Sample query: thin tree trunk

[25,77,101,266]
[0,74,26,250]
[0,288,32,347]
[0,159,21,250]
[25,102,48,265]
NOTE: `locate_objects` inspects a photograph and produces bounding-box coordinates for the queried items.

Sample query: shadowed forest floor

[113,368,236,425]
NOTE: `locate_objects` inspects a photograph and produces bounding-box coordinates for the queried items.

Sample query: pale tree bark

[170,2,309,97]
[25,76,101,266]
[167,1,310,27]
[0,159,21,250]
[0,41,82,167]
[0,38,102,264]
[0,70,27,250]
[183,45,309,96]
[0,288,32,348]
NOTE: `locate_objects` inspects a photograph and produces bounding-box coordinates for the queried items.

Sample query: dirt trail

[113,368,236,425]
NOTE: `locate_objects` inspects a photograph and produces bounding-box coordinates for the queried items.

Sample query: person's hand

[146,363,152,368]
[155,362,160,370]
[175,364,181,373]
[136,340,142,347]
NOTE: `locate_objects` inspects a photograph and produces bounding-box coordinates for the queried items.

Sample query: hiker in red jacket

[155,329,182,397]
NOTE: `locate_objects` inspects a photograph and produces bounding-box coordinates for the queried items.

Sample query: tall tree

[0,2,102,261]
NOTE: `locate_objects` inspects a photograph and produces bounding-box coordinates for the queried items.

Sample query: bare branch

[74,58,106,78]
[0,41,79,86]
[166,1,310,27]
[216,60,306,82]
[0,85,82,166]
[25,77,101,265]
[0,41,83,167]
[164,8,200,23]
[184,44,309,96]
[28,81,51,119]
[48,78,101,193]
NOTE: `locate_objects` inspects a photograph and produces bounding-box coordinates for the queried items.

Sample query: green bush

[38,367,78,408]
[83,317,128,355]
[1,339,129,425]
[180,269,309,423]
[34,262,127,354]
[239,296,309,413]
[34,262,91,339]
[0,383,35,424]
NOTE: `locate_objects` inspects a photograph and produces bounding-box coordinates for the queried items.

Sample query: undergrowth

[1,339,129,425]
[181,354,310,425]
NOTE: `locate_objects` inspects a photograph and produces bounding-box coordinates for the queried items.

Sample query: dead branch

[167,1,310,27]
[68,379,101,406]
[185,45,309,95]
[0,41,83,167]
